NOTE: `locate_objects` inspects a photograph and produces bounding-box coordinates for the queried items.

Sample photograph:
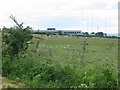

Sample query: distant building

[33,28,83,36]
[61,30,82,36]
[47,28,55,30]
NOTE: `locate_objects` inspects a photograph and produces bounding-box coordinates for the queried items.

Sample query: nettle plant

[2,15,33,59]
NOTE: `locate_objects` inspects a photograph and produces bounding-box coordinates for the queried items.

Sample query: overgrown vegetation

[2,15,33,77]
[1,16,118,88]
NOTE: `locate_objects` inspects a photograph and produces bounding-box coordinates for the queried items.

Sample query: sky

[0,0,119,34]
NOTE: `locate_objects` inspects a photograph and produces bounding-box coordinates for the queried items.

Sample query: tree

[91,32,95,34]
[2,15,33,58]
[95,32,104,37]
[58,30,63,35]
[46,32,53,36]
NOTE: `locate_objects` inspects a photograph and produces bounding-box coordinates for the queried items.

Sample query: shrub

[2,15,33,58]
[2,15,33,76]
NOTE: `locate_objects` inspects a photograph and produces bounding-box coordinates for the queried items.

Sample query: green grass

[2,35,119,88]
[29,35,118,68]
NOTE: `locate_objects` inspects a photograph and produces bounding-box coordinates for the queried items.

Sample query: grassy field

[2,35,119,88]
[29,35,118,69]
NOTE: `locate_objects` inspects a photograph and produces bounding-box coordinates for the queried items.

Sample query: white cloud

[0,0,119,33]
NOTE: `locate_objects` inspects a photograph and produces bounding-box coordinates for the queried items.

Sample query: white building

[34,28,82,36]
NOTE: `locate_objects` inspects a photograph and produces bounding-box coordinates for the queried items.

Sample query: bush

[93,62,118,88]
[2,15,33,58]
[2,15,33,76]
[3,53,118,88]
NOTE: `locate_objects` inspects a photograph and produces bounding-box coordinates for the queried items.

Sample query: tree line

[32,30,107,37]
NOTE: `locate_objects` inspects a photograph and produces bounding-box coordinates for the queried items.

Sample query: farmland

[2,34,119,88]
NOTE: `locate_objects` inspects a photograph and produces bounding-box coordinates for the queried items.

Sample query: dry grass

[1,76,27,88]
